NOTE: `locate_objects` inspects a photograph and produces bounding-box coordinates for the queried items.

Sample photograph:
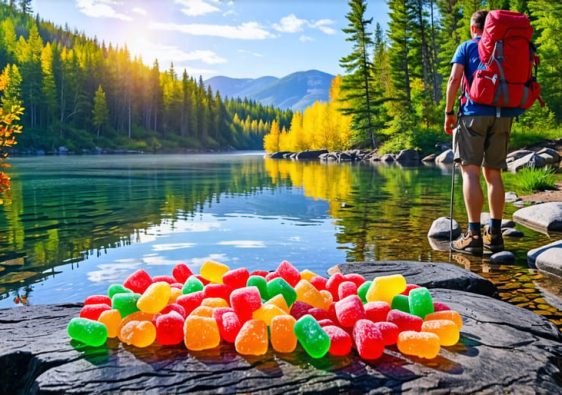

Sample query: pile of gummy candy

[68,260,463,360]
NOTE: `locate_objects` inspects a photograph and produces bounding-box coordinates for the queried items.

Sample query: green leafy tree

[92,85,108,138]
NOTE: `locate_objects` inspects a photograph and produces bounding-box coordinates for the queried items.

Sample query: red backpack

[465,10,542,109]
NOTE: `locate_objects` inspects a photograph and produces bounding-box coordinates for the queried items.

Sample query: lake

[0,153,560,329]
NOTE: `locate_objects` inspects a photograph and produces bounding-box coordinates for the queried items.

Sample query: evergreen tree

[92,85,108,138]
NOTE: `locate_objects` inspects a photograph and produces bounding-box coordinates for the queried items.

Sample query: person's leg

[461,164,484,225]
[483,167,504,224]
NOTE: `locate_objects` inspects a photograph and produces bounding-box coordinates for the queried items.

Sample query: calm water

[0,153,560,329]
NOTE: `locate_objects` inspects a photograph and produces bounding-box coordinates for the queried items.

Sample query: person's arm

[444,63,464,135]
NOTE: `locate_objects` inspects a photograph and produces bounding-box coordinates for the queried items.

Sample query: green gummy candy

[266,278,296,307]
[107,284,132,299]
[182,276,204,294]
[112,293,141,317]
[67,317,108,347]
[247,276,269,300]
[294,315,330,359]
[391,294,410,313]
[358,280,372,304]
[408,287,434,318]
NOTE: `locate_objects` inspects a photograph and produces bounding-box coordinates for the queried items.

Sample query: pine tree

[92,85,108,138]
[18,0,30,14]
[1,63,22,112]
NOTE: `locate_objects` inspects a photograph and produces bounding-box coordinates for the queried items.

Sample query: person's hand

[444,114,457,135]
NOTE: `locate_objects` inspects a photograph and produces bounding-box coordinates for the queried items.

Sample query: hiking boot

[483,225,504,253]
[450,230,483,256]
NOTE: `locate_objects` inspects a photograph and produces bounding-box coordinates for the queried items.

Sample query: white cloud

[175,0,220,16]
[152,242,196,251]
[273,14,306,33]
[238,49,263,58]
[218,240,266,248]
[150,21,274,40]
[310,19,337,35]
[132,7,147,15]
[299,35,314,42]
[76,0,132,21]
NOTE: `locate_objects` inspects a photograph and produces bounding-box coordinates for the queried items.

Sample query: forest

[264,0,561,153]
[0,2,292,153]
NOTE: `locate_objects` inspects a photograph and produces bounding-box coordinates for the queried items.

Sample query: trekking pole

[449,159,455,248]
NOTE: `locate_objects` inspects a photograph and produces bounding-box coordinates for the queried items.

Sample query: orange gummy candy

[184,316,221,351]
[397,331,440,359]
[270,315,297,353]
[252,304,286,326]
[295,280,325,309]
[190,306,214,317]
[424,310,463,330]
[168,287,182,304]
[98,309,121,338]
[119,320,156,348]
[201,297,229,308]
[421,319,460,346]
[319,290,333,310]
[120,311,154,331]
[235,319,268,355]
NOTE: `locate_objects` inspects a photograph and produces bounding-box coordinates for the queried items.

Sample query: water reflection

[0,154,560,330]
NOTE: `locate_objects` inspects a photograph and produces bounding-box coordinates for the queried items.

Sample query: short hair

[471,10,488,31]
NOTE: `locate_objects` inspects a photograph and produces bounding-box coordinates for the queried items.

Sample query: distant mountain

[205,70,335,112]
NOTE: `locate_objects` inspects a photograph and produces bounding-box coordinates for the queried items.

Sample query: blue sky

[32,0,390,79]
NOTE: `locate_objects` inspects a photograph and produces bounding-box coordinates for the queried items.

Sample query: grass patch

[508,128,562,151]
[504,167,558,194]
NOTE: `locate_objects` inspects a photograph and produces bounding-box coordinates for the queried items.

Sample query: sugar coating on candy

[68,317,108,347]
[222,268,250,290]
[344,273,366,288]
[155,311,184,345]
[235,319,268,356]
[323,325,352,356]
[276,261,301,287]
[401,284,421,296]
[373,321,400,346]
[397,331,440,359]
[98,309,122,338]
[265,271,281,282]
[200,260,230,284]
[352,319,384,360]
[112,293,141,318]
[308,307,329,321]
[318,318,335,327]
[365,302,391,322]
[290,301,313,320]
[80,303,111,321]
[152,275,176,284]
[326,273,346,301]
[425,310,463,330]
[294,315,330,359]
[252,304,287,326]
[184,316,220,351]
[300,269,319,282]
[201,297,229,308]
[391,294,410,313]
[215,311,242,343]
[137,282,171,314]
[84,295,112,306]
[250,270,269,278]
[159,303,187,318]
[338,281,358,300]
[182,276,204,294]
[107,284,132,299]
[246,276,269,300]
[319,290,333,309]
[310,276,328,291]
[203,284,232,300]
[172,263,193,283]
[124,269,153,294]
[387,309,423,332]
[270,315,297,353]
[175,291,204,316]
[357,280,372,304]
[335,295,366,328]
[408,287,434,319]
[433,302,452,312]
[267,278,297,307]
[171,283,183,290]
[421,319,460,346]
[265,294,290,313]
[230,286,262,322]
[295,279,325,309]
[119,320,156,348]
[190,306,214,317]
[366,274,407,304]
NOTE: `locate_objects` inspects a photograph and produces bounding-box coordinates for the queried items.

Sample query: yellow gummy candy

[366,274,407,304]
[300,269,319,282]
[319,290,333,310]
[200,260,230,284]
[295,280,325,310]
[265,294,290,313]
[168,287,182,304]
[137,282,171,314]
[201,298,229,308]
[98,309,121,338]
[252,304,287,326]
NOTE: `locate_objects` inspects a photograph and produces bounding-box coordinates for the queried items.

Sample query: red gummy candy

[212,307,235,321]
[176,291,204,316]
[203,284,233,300]
[290,301,313,320]
[250,270,269,278]
[387,309,423,332]
[308,307,329,321]
[160,303,187,318]
[338,281,358,300]
[401,284,421,296]
[265,271,281,282]
[365,302,391,323]
[172,263,193,283]
[152,275,176,284]
[80,303,111,320]
[344,273,366,288]
[155,311,184,345]
[326,273,346,301]
[276,261,300,287]
[310,276,327,291]
[84,295,111,306]
[222,268,250,290]
[373,321,400,345]
[327,303,338,323]
[215,311,242,343]
[318,318,335,327]
[124,269,152,294]
[335,295,366,328]
[324,325,353,356]
[433,302,452,312]
[171,283,184,289]
[230,287,262,322]
[353,319,384,359]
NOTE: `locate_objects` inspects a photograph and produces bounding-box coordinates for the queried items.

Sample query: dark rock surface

[1,287,561,394]
[336,261,497,297]
[490,251,516,264]
[435,149,454,164]
[295,150,329,160]
[514,202,562,232]
[427,217,461,240]
[395,149,420,163]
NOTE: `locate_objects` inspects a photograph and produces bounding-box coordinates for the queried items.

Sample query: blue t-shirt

[451,37,524,117]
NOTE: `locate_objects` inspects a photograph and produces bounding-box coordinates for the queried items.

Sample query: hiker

[444,10,531,255]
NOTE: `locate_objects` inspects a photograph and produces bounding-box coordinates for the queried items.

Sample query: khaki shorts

[453,116,513,169]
